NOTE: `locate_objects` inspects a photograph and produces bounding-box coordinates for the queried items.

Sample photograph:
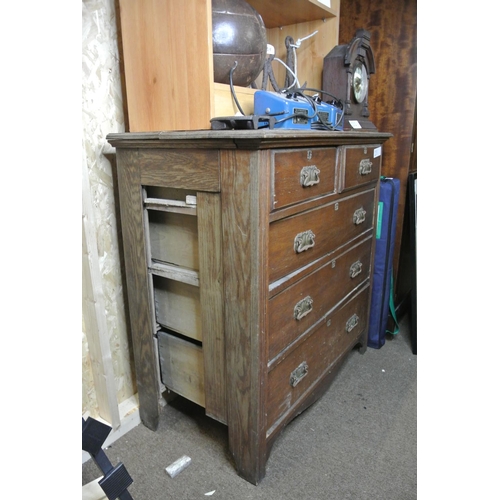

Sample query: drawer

[154,275,202,342]
[269,189,375,284]
[272,148,336,210]
[266,286,370,432]
[268,237,372,361]
[148,210,199,270]
[158,331,205,408]
[338,145,382,192]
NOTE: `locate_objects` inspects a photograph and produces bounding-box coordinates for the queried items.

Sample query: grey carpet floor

[83,314,416,499]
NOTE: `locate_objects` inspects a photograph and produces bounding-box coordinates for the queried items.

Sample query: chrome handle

[294,229,315,253]
[300,165,320,187]
[346,314,359,333]
[294,296,313,320]
[359,158,373,175]
[350,260,363,278]
[353,207,366,225]
[290,361,309,387]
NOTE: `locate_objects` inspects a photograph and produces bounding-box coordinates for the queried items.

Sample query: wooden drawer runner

[157,331,205,408]
[266,286,370,433]
[268,237,372,361]
[153,275,202,342]
[272,148,336,210]
[269,189,375,284]
[148,210,199,270]
[339,145,382,192]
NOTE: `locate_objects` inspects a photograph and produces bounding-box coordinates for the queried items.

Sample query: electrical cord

[299,87,345,128]
[272,89,344,130]
[229,61,245,116]
[229,61,275,130]
[273,92,318,124]
[228,63,344,130]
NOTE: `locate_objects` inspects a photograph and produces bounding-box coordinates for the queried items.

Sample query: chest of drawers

[107,129,391,484]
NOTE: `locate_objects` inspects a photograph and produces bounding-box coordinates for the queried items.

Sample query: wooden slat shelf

[149,261,200,287]
[246,0,338,28]
[145,197,197,216]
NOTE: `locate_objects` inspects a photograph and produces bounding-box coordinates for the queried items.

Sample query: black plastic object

[210,114,275,130]
[82,417,134,500]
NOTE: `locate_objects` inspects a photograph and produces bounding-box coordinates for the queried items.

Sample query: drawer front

[158,331,205,408]
[269,189,375,284]
[272,148,336,210]
[266,286,370,431]
[340,145,382,192]
[268,237,372,361]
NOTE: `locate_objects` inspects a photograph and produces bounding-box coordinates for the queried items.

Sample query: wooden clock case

[323,28,376,131]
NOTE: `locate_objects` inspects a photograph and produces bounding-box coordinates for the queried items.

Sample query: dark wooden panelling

[339,0,417,293]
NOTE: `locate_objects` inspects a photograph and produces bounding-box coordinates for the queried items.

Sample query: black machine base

[210,115,276,130]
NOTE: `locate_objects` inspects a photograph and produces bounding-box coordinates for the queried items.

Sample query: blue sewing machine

[253,90,344,130]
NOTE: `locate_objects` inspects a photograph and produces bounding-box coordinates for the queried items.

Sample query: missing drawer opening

[148,210,199,270]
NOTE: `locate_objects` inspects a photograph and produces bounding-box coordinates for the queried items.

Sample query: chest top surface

[107,129,392,150]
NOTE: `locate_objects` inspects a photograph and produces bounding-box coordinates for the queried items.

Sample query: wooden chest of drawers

[107,129,391,484]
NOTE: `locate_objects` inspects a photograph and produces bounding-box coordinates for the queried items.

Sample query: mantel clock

[323,29,376,131]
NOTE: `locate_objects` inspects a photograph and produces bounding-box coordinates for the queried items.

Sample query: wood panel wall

[338,0,417,304]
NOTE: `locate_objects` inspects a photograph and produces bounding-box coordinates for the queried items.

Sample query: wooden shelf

[247,0,338,28]
[149,261,200,287]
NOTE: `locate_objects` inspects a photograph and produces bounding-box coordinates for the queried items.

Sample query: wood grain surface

[221,149,270,484]
[116,149,161,431]
[339,0,417,288]
[198,192,227,423]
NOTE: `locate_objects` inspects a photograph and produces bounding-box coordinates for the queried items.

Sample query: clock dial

[352,61,368,103]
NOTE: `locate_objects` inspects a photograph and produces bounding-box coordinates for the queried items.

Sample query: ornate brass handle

[294,296,313,320]
[346,314,359,333]
[294,229,315,253]
[290,361,309,387]
[300,165,320,187]
[350,260,363,278]
[353,207,366,225]
[359,158,373,175]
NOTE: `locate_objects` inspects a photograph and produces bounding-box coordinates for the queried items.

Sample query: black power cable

[229,61,246,116]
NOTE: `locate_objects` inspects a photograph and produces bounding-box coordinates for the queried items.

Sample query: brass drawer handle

[353,207,366,225]
[294,296,313,320]
[359,158,373,175]
[294,229,315,253]
[346,314,360,333]
[290,361,309,387]
[350,260,363,278]
[300,165,320,187]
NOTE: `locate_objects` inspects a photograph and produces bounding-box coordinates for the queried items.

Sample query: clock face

[352,61,368,103]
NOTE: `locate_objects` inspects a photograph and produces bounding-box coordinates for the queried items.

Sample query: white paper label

[349,120,362,129]
[373,147,382,158]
